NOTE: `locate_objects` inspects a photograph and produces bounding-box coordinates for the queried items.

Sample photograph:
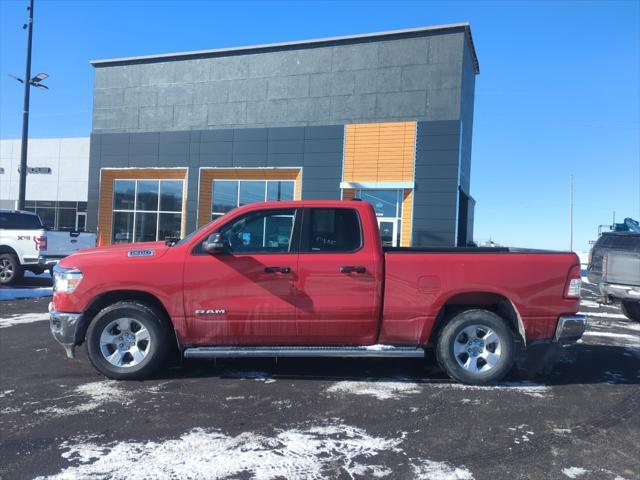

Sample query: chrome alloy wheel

[453,324,502,373]
[99,317,151,368]
[0,258,14,282]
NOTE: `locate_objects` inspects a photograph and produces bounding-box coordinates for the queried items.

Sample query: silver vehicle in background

[588,230,640,322]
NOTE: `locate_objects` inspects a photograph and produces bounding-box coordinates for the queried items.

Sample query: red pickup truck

[50,200,586,385]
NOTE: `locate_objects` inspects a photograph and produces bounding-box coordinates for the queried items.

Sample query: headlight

[53,268,83,293]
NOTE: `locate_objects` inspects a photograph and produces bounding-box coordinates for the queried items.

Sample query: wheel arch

[428,291,526,347]
[0,245,19,256]
[75,290,173,346]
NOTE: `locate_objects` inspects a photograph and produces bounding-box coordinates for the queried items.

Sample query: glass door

[76,212,86,232]
[377,218,398,247]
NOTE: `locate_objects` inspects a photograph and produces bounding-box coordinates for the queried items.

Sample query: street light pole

[18,0,35,211]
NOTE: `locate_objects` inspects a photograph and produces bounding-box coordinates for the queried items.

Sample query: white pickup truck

[0,209,96,285]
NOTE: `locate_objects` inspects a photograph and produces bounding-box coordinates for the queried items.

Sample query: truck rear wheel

[621,300,640,322]
[436,309,515,385]
[86,301,171,380]
[0,254,23,285]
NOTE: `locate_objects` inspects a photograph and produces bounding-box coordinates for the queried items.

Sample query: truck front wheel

[621,300,640,322]
[86,301,171,380]
[436,309,515,385]
[0,254,23,285]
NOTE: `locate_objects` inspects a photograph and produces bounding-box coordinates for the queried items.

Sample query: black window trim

[299,207,364,254]
[191,207,302,256]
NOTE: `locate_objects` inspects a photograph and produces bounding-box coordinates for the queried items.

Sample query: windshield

[174,221,215,247]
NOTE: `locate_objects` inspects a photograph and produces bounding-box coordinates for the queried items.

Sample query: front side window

[218,208,296,254]
[211,179,295,220]
[303,208,362,253]
[112,179,183,244]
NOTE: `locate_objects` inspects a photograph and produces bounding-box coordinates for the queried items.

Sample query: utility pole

[18,0,35,211]
[569,174,574,252]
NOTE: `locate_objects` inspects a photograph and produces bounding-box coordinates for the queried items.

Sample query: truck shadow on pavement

[152,343,639,387]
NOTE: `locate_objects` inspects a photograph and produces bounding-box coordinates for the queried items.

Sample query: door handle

[264,266,291,274]
[340,266,366,274]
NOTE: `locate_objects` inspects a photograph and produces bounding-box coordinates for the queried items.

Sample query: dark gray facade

[88,24,479,245]
[87,125,344,232]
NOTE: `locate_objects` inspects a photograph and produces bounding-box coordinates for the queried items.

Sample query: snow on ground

[223,371,276,383]
[35,381,131,417]
[582,330,639,346]
[0,312,49,328]
[562,466,589,478]
[0,287,52,301]
[326,378,551,399]
[327,378,421,400]
[425,381,552,398]
[37,422,474,480]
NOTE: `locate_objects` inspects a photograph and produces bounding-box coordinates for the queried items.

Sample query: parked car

[0,209,96,285]
[588,231,640,321]
[49,200,585,385]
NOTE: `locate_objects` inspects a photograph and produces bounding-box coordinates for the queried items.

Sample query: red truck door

[183,208,300,345]
[295,207,382,345]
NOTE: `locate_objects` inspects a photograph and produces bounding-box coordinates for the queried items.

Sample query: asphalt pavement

[0,279,638,480]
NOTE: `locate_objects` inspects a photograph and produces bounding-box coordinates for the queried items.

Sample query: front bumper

[49,302,82,359]
[555,314,588,343]
[599,282,640,302]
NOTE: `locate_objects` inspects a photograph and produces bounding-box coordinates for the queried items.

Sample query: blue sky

[1,0,638,252]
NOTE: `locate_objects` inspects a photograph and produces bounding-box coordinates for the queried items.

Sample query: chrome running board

[183,345,424,359]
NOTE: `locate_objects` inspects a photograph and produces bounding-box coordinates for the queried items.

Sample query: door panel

[183,208,299,345]
[295,208,383,345]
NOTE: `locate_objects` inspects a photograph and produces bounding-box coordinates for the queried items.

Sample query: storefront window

[112,179,183,244]
[24,200,89,231]
[211,179,295,220]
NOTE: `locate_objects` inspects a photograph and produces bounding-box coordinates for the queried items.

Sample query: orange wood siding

[343,121,416,183]
[197,168,302,227]
[400,189,413,247]
[341,188,356,201]
[98,168,188,246]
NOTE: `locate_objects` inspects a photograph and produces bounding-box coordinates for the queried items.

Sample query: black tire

[621,300,640,322]
[436,309,516,385]
[86,301,171,380]
[0,253,23,286]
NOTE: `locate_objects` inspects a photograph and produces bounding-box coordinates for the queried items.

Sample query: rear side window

[302,208,362,253]
[0,212,43,230]
[597,234,640,252]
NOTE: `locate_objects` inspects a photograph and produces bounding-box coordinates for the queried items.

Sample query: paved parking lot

[0,279,638,479]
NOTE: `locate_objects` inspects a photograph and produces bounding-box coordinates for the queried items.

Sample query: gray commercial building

[88,23,478,247]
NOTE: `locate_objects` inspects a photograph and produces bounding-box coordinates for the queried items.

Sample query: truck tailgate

[604,250,640,286]
[45,231,97,256]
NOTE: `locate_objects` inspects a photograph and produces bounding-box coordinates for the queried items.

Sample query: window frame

[299,207,364,254]
[211,179,296,220]
[111,178,184,244]
[192,207,302,255]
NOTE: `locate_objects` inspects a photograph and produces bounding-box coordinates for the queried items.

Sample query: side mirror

[202,232,228,254]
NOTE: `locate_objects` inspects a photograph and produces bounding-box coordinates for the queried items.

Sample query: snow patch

[562,466,589,478]
[36,422,473,480]
[0,312,49,328]
[579,311,628,320]
[413,461,474,479]
[0,389,15,398]
[582,331,640,345]
[35,381,130,417]
[327,378,421,400]
[427,381,551,398]
[224,371,275,382]
[0,287,52,301]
